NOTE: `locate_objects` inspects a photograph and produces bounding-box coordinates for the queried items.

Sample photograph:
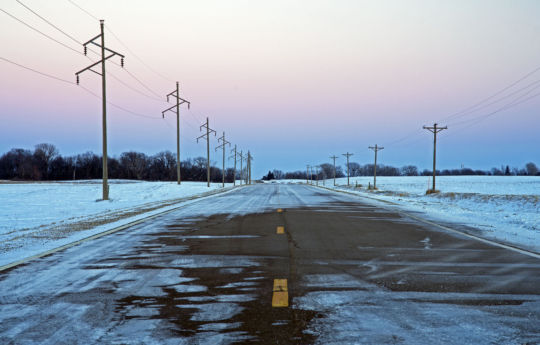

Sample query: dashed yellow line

[277,208,283,213]
[276,226,285,234]
[272,279,288,307]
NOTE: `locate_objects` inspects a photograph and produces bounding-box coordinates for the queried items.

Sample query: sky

[1,0,539,178]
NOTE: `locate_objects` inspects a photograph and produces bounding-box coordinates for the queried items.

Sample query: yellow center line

[272,279,288,307]
[277,208,283,213]
[276,226,285,234]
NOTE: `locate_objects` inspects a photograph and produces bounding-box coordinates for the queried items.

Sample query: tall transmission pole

[423,123,447,193]
[247,151,253,185]
[306,165,310,184]
[215,132,231,188]
[197,117,216,187]
[342,152,353,186]
[368,145,384,190]
[315,166,320,186]
[76,19,124,200]
[330,155,338,186]
[239,150,244,186]
[162,82,190,185]
[229,145,239,186]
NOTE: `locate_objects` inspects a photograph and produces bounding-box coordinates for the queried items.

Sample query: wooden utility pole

[330,155,338,186]
[239,150,244,185]
[306,165,310,184]
[229,145,239,186]
[342,152,353,186]
[76,20,124,200]
[197,117,216,187]
[315,166,319,186]
[162,81,190,185]
[423,123,447,192]
[216,132,231,188]
[247,151,253,184]
[368,145,384,189]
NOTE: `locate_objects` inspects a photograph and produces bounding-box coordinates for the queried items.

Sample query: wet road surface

[1,184,539,344]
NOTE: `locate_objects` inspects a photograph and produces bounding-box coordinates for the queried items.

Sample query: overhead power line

[106,27,175,83]
[16,0,81,45]
[1,56,73,85]
[5,2,166,102]
[66,0,99,21]
[0,7,81,54]
[1,55,162,121]
[438,65,540,123]
[64,0,170,96]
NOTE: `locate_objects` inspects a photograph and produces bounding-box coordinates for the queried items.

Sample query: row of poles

[75,20,252,200]
[307,123,447,192]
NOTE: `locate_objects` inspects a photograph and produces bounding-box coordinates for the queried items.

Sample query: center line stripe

[276,226,285,234]
[272,279,288,307]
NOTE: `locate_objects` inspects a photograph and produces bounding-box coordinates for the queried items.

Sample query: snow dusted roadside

[0,180,236,267]
[273,176,540,253]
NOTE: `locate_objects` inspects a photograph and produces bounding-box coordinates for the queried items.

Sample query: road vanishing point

[1,184,539,344]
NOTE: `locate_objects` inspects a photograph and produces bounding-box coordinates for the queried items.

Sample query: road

[1,183,539,344]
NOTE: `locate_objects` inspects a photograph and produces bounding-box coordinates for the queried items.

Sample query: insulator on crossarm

[188,103,190,110]
[84,46,87,55]
[76,75,79,85]
[121,58,124,67]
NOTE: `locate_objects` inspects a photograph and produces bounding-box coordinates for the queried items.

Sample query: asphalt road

[1,184,539,344]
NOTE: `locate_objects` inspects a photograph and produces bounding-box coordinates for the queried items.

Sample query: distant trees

[526,162,539,176]
[401,165,419,176]
[1,144,539,181]
[0,144,238,182]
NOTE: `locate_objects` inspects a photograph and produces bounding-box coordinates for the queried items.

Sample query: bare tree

[525,162,539,176]
[33,143,59,179]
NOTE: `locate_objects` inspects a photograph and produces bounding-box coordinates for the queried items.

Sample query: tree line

[263,161,539,180]
[0,143,242,182]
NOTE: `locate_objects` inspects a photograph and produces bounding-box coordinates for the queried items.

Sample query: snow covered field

[275,176,540,253]
[0,180,234,267]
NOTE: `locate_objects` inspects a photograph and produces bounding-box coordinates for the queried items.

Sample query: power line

[438,65,540,123]
[66,0,99,21]
[16,0,81,46]
[122,68,163,99]
[107,71,164,102]
[63,0,168,98]
[4,2,166,103]
[0,7,81,55]
[1,55,163,121]
[446,78,540,124]
[106,26,175,83]
[0,56,73,85]
[78,85,161,120]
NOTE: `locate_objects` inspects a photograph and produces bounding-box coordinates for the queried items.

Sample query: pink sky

[1,0,539,176]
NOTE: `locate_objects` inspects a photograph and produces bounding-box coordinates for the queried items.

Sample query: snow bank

[0,180,234,266]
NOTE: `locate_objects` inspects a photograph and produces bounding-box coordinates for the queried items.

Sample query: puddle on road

[90,212,319,344]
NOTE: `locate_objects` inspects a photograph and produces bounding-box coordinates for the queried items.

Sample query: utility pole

[306,165,310,184]
[76,19,124,201]
[162,82,190,185]
[215,132,231,188]
[423,123,447,193]
[368,145,384,190]
[330,155,338,186]
[197,117,216,187]
[239,150,244,185]
[342,152,353,186]
[229,145,239,186]
[247,151,253,185]
[315,166,319,186]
